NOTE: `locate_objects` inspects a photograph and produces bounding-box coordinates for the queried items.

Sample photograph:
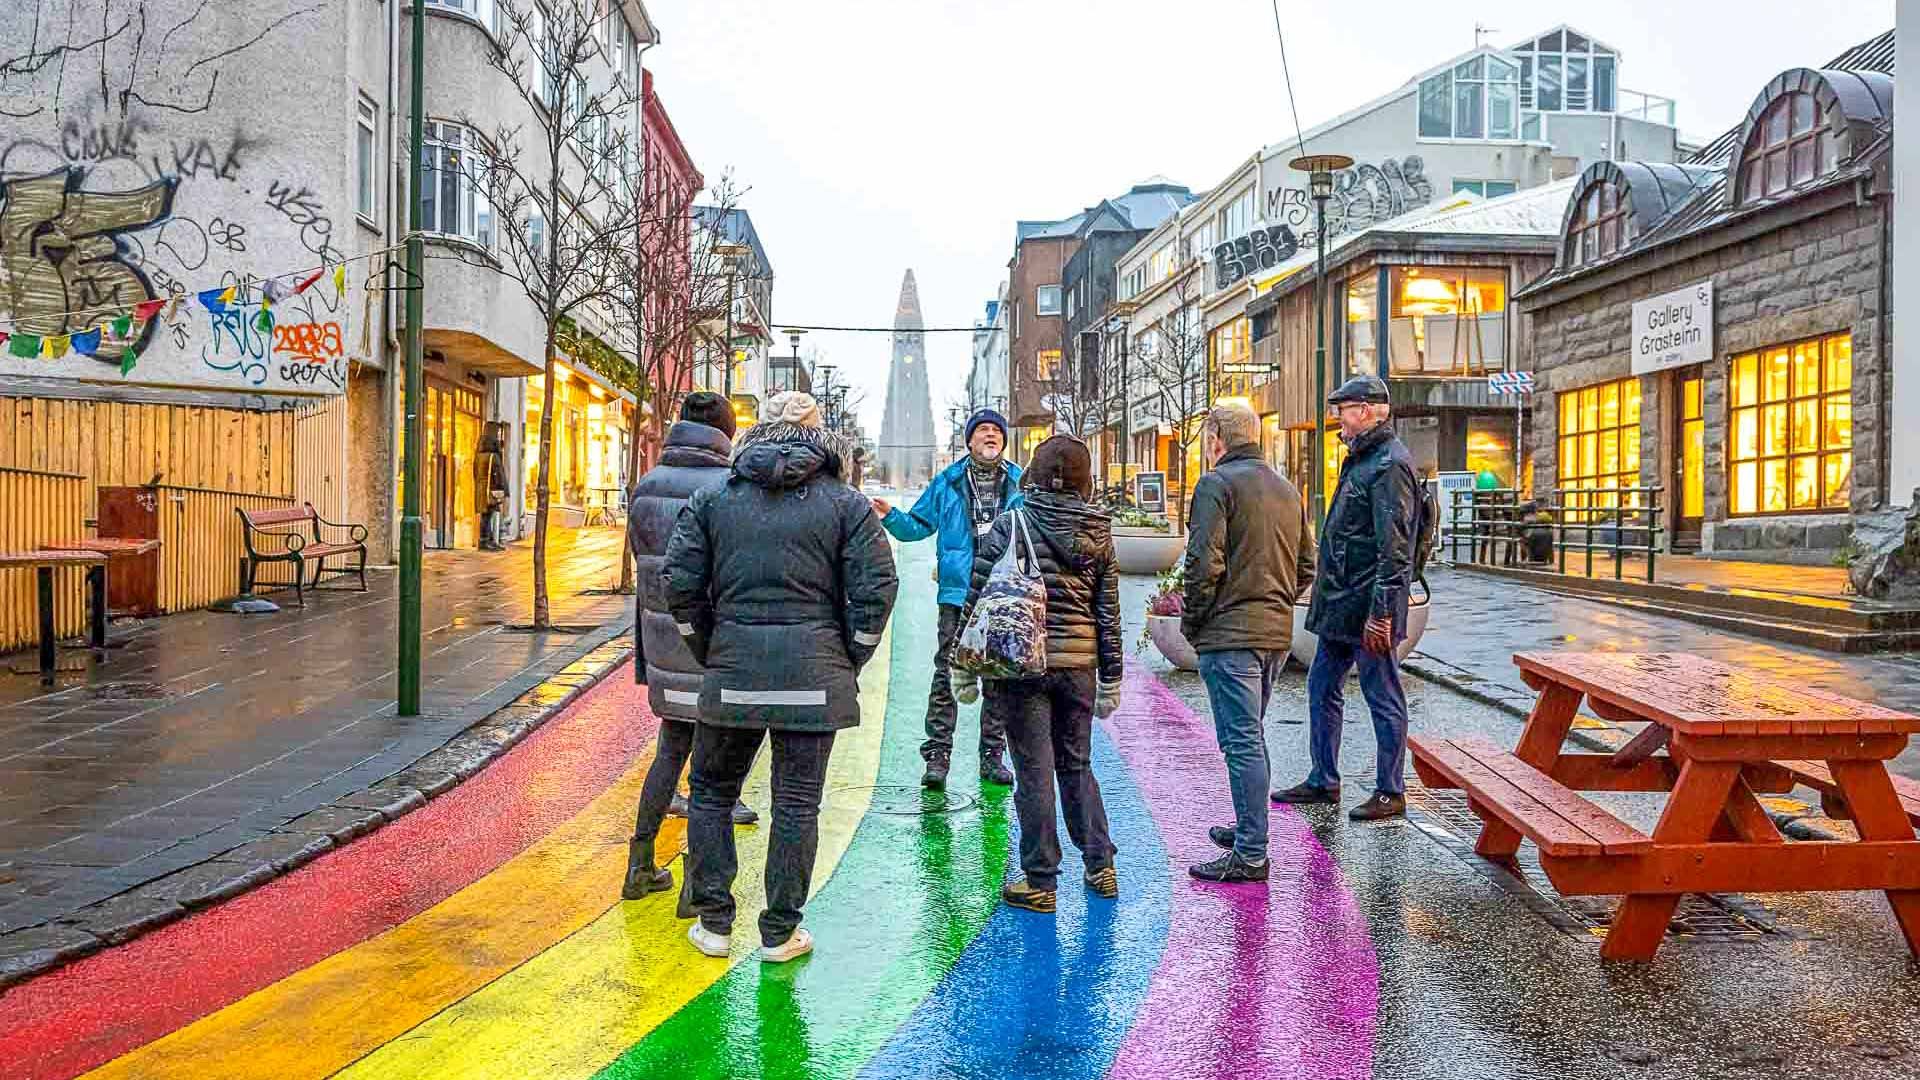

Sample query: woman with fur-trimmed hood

[662,392,898,963]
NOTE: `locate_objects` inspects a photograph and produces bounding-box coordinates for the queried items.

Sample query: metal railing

[1448,486,1665,583]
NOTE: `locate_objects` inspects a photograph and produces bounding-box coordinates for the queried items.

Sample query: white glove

[1094,677,1123,719]
[953,668,981,705]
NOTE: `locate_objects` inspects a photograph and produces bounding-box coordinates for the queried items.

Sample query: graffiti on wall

[0,0,347,394]
[1265,155,1435,240]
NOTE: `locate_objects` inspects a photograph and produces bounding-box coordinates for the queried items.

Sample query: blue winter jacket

[881,457,1023,606]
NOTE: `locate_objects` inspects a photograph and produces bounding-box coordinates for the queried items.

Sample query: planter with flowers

[1139,566,1198,670]
[1111,506,1183,575]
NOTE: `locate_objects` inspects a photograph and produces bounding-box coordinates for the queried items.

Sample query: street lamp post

[397,0,429,715]
[1290,152,1353,529]
[784,327,807,394]
[1109,299,1140,500]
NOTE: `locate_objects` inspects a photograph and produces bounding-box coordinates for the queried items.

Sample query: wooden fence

[155,486,300,612]
[0,466,88,654]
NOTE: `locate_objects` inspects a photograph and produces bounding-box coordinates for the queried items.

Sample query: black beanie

[1025,435,1093,499]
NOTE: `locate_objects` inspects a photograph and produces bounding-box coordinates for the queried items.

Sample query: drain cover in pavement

[830,784,978,816]
[1407,784,1784,943]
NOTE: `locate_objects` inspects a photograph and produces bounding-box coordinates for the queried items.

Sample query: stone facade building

[1516,31,1893,560]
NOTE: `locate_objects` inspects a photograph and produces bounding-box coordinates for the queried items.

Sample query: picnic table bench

[237,504,369,608]
[0,540,159,683]
[1411,651,1920,961]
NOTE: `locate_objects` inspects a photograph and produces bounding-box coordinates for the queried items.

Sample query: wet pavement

[1412,564,1920,779]
[2,541,1918,1078]
[0,527,630,937]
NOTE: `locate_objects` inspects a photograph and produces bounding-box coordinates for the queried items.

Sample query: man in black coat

[1274,375,1420,821]
[1179,401,1317,884]
[621,392,755,903]
[664,392,898,963]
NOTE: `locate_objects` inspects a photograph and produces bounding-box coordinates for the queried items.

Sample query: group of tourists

[617,374,1420,960]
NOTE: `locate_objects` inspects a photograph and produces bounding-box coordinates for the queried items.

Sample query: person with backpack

[1273,375,1422,822]
[951,435,1122,912]
[871,409,1023,791]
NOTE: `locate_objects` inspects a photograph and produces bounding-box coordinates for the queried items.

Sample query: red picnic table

[1410,651,1920,961]
[3,539,161,682]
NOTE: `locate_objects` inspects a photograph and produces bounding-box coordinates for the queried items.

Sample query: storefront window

[1210,316,1252,397]
[1556,377,1642,518]
[1681,377,1705,519]
[1729,333,1851,514]
[1466,415,1515,487]
[1388,267,1506,375]
[1344,274,1378,376]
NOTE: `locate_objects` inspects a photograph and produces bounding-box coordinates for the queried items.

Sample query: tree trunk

[616,397,644,594]
[532,328,558,629]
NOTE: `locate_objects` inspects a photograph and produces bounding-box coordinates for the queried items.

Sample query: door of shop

[1673,368,1706,551]
[425,379,483,550]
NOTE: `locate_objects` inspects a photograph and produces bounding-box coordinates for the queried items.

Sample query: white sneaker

[758,927,813,963]
[687,922,731,958]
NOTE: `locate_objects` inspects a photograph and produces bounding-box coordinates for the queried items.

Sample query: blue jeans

[1196,649,1281,861]
[1306,636,1410,796]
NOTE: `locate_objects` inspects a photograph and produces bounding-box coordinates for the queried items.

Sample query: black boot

[923,753,951,791]
[676,873,696,920]
[621,839,673,900]
[980,751,1014,787]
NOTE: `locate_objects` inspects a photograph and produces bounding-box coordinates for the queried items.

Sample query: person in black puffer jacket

[955,435,1121,914]
[621,392,757,903]
[663,392,898,963]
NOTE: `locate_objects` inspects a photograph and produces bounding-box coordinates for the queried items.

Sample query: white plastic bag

[952,511,1048,679]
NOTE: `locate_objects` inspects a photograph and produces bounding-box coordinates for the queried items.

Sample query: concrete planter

[1114,527,1183,575]
[1289,591,1432,668]
[1146,615,1199,671]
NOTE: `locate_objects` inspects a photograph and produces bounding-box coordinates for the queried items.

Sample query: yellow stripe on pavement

[82,737,681,1080]
[331,631,893,1080]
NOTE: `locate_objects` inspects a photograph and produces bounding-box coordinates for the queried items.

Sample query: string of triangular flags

[0,264,347,376]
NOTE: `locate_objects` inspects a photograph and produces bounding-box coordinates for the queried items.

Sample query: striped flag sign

[1488,371,1535,395]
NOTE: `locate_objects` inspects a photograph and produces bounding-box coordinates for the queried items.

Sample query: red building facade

[637,67,704,466]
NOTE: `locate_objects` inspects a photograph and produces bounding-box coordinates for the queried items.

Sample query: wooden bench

[1778,759,1920,827]
[1411,736,1652,858]
[237,504,369,607]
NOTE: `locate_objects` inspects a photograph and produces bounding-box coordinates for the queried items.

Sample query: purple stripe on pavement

[1103,666,1379,1080]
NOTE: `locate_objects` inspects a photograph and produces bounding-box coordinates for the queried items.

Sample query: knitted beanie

[734,392,852,479]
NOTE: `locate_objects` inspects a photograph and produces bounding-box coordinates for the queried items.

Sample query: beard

[970,445,1003,464]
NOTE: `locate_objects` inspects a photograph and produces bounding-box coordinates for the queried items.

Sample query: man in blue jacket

[872,408,1022,790]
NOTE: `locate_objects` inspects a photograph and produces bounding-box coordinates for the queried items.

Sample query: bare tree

[606,171,745,592]
[462,0,642,628]
[1133,270,1210,530]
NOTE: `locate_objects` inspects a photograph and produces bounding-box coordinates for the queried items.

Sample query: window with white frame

[1452,179,1518,198]
[421,120,493,246]
[1036,284,1061,316]
[425,0,498,33]
[355,95,378,220]
[1219,191,1254,241]
[1513,30,1616,114]
[1186,221,1215,262]
[1419,53,1520,139]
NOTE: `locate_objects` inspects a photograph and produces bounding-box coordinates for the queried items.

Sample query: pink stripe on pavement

[1104,666,1379,1080]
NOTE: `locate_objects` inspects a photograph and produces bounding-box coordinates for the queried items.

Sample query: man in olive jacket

[1274,375,1420,822]
[1181,401,1316,884]
[663,393,898,963]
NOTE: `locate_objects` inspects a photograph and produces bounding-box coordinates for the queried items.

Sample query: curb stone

[0,631,634,993]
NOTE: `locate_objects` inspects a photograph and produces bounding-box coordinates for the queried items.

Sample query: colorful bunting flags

[133,298,166,321]
[7,334,38,359]
[42,334,71,359]
[120,349,138,376]
[333,265,347,296]
[295,267,326,294]
[70,328,102,357]
[197,286,230,315]
[262,278,294,304]
[111,316,133,338]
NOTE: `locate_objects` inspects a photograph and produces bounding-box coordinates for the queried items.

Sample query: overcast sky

[648,0,1894,439]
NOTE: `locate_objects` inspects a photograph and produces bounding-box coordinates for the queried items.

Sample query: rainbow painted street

[5,542,1920,1079]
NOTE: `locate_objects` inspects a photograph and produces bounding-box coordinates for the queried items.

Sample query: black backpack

[1412,481,1440,599]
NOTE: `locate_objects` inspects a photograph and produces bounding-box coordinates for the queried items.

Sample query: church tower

[878,269,936,487]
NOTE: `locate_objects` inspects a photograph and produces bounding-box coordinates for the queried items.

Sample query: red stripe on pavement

[0,665,654,1080]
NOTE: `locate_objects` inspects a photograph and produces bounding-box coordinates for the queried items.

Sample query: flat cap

[1328,374,1390,405]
